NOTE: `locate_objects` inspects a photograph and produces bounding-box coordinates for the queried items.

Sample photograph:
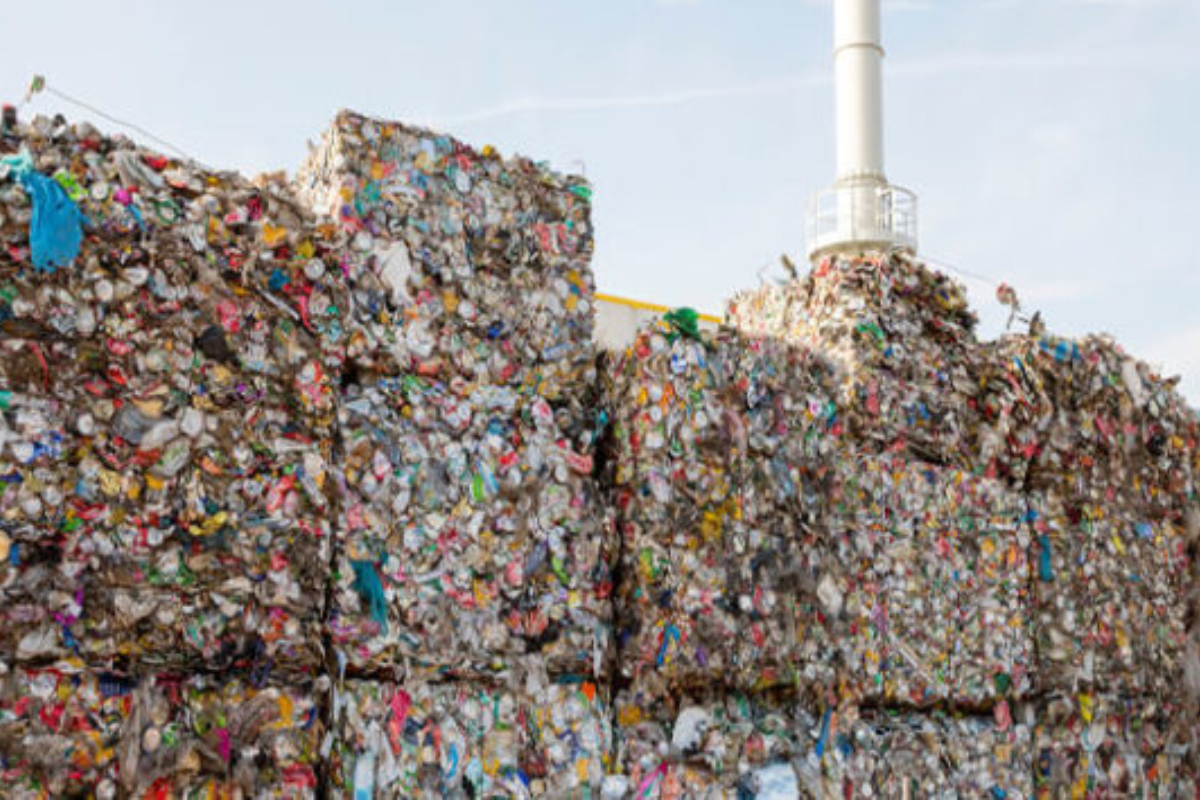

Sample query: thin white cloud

[988,0,1189,5]
[1066,0,1181,5]
[802,0,933,8]
[422,73,827,127]
[419,44,1194,127]
[893,48,1196,77]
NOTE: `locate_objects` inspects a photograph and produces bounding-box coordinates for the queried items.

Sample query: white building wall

[593,295,721,352]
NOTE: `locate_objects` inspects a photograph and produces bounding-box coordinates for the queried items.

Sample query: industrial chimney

[806,0,918,262]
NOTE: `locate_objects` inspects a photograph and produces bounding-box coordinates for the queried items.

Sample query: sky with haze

[2,0,1198,400]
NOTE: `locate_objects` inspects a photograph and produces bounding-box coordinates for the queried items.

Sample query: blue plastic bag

[18,170,85,272]
[351,559,389,633]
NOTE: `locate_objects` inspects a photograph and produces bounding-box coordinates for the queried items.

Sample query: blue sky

[2,0,1198,401]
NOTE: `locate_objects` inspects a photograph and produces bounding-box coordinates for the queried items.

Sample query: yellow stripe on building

[594,292,722,325]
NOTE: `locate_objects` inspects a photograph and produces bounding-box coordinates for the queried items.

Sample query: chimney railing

[805,183,918,260]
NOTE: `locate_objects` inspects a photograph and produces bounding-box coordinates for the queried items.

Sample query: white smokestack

[835,0,885,183]
[807,0,918,262]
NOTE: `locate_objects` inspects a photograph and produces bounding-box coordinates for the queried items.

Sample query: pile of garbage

[0,662,324,798]
[601,322,1031,708]
[728,256,983,474]
[601,326,842,694]
[297,111,610,681]
[600,313,1036,793]
[607,252,1196,795]
[1,107,1198,796]
[327,667,611,798]
[0,108,611,797]
[0,114,346,680]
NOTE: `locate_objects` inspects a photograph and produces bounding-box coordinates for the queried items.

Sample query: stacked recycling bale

[329,376,609,678]
[297,111,614,797]
[610,686,819,798]
[729,254,1077,489]
[601,323,844,793]
[727,256,1198,687]
[603,324,1032,709]
[821,453,1032,708]
[326,665,611,798]
[1008,334,1200,794]
[602,314,1036,792]
[721,252,1200,794]
[0,662,324,798]
[0,115,346,795]
[728,254,984,471]
[967,328,1198,695]
[808,707,1033,797]
[1046,336,1193,508]
[0,116,347,673]
[1033,692,1200,796]
[602,325,842,693]
[995,331,1198,518]
[295,110,596,396]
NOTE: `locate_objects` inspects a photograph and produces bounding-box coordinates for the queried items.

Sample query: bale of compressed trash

[0,663,324,798]
[297,110,612,678]
[326,669,611,798]
[0,115,345,677]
